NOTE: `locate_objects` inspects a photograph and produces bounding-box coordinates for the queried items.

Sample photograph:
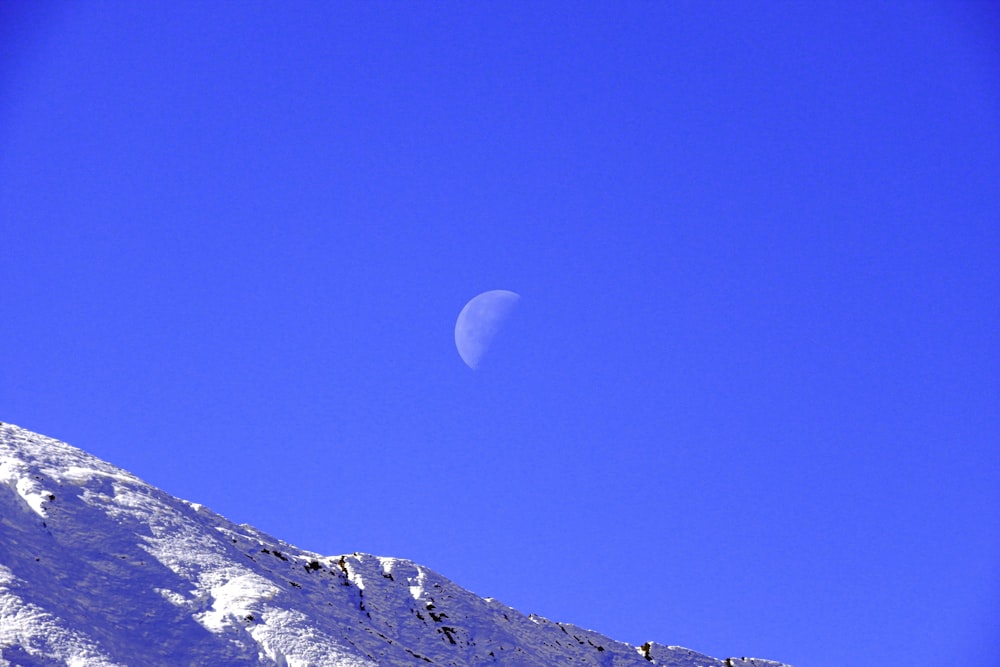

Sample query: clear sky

[2,3,998,665]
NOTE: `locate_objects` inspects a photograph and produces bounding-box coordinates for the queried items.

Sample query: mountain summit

[0,423,790,666]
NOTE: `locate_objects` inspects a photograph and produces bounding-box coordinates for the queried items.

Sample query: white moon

[454,290,521,369]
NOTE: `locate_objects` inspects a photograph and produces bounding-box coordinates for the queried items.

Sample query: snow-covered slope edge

[0,422,791,667]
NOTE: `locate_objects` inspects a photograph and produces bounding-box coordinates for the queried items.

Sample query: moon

[454,290,521,369]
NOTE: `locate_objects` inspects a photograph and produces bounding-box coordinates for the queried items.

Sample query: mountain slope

[0,423,790,667]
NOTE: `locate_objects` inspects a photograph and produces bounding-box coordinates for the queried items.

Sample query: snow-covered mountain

[0,423,791,667]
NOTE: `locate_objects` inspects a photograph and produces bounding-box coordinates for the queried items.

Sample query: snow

[0,422,793,666]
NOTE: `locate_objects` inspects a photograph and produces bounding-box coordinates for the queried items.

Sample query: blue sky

[2,2,998,665]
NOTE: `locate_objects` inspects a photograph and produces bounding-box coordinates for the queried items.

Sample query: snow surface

[0,422,792,667]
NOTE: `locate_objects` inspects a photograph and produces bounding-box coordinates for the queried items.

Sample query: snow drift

[0,422,790,667]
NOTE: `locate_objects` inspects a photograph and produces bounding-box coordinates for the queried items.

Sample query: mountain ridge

[0,422,791,667]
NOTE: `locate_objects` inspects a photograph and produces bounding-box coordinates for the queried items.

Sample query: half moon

[454,290,521,369]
